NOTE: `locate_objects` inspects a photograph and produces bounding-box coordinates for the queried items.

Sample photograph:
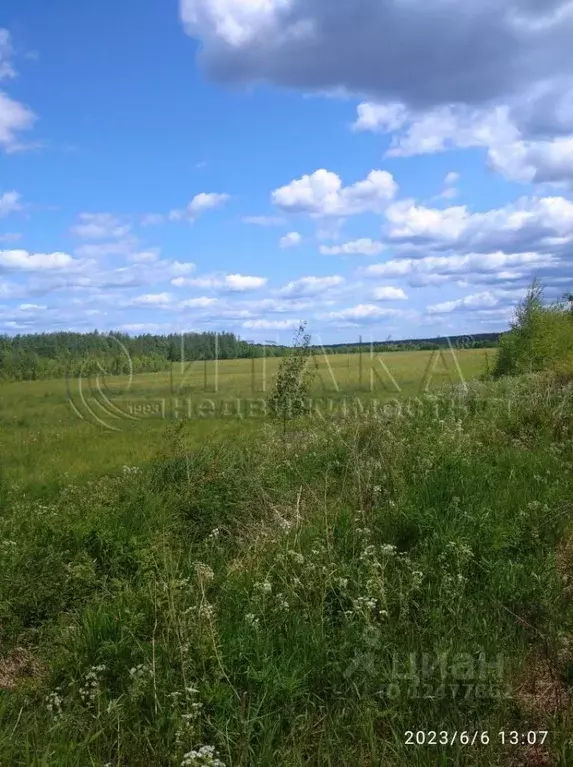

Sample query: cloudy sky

[1,0,573,343]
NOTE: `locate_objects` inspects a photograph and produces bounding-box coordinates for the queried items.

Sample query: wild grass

[0,349,489,491]
[1,349,573,765]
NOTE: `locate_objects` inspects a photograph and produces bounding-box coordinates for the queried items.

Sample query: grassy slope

[2,352,573,765]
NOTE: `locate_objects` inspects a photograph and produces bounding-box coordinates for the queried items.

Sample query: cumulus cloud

[355,100,573,187]
[319,304,401,324]
[71,213,132,240]
[272,169,397,217]
[243,318,302,330]
[364,252,555,289]
[0,249,77,272]
[0,30,37,151]
[384,195,573,256]
[0,90,36,151]
[355,103,519,155]
[180,0,573,121]
[279,231,302,248]
[426,290,521,315]
[0,191,22,218]
[372,286,408,301]
[488,135,573,185]
[169,192,230,221]
[220,273,267,291]
[172,273,267,292]
[278,275,344,298]
[179,296,218,308]
[131,292,173,307]
[320,238,384,256]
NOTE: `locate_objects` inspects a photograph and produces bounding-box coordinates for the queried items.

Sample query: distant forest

[0,330,501,382]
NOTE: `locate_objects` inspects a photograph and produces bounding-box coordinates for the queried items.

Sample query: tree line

[0,330,501,382]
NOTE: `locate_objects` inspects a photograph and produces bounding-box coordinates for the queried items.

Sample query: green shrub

[494,280,573,377]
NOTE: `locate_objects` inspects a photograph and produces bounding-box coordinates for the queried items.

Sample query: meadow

[0,348,489,492]
[1,344,573,766]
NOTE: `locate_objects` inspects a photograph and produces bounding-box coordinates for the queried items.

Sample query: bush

[267,323,315,434]
[494,280,573,377]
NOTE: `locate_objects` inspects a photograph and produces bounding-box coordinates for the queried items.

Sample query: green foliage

[494,280,573,377]
[267,323,315,433]
[1,371,573,764]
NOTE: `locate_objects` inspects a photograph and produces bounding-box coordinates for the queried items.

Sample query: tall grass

[1,372,573,765]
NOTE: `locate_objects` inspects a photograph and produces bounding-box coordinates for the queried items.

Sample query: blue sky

[1,0,573,343]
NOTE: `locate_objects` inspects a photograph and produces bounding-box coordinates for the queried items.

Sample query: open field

[2,347,573,765]
[0,348,490,492]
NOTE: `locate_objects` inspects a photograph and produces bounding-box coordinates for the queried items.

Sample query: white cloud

[0,31,37,151]
[225,273,267,291]
[172,273,267,292]
[272,169,397,217]
[170,192,230,221]
[384,195,573,255]
[439,172,461,200]
[71,213,132,240]
[488,135,573,185]
[241,297,312,314]
[361,104,519,158]
[365,252,554,286]
[73,240,137,259]
[279,231,302,248]
[355,100,573,187]
[19,303,47,311]
[0,91,36,151]
[372,286,408,301]
[0,191,21,218]
[243,319,302,330]
[385,200,469,241]
[320,238,384,256]
[127,250,160,264]
[319,304,401,324]
[179,297,218,308]
[131,292,173,307]
[427,292,501,315]
[353,102,408,133]
[0,249,77,272]
[278,275,344,298]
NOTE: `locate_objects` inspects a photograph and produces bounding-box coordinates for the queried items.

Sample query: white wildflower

[287,550,304,565]
[245,613,260,628]
[181,745,225,767]
[195,563,215,582]
[275,594,289,612]
[198,602,215,620]
[254,580,272,595]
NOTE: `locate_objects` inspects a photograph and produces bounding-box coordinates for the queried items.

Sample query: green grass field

[0,348,490,490]
[2,347,573,766]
